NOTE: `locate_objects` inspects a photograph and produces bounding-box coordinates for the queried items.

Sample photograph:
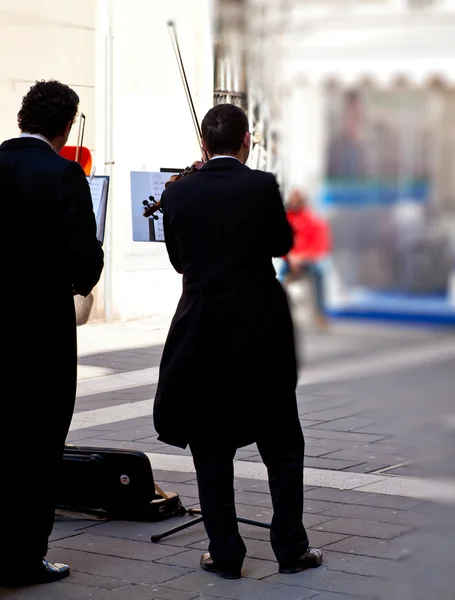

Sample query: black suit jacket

[1,137,104,451]
[154,158,302,449]
[162,158,293,291]
[0,137,104,296]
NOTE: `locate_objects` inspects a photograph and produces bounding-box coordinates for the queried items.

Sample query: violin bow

[75,112,86,165]
[167,21,209,162]
[142,21,207,220]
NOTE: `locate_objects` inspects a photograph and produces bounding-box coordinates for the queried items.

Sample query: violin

[164,160,205,188]
[143,21,208,220]
[142,196,161,220]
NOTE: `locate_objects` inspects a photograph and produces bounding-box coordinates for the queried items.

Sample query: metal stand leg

[151,507,271,543]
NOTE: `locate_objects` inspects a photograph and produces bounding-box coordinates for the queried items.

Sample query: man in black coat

[0,80,104,587]
[154,103,322,579]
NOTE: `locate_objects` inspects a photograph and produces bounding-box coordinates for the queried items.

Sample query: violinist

[0,80,103,587]
[153,103,322,579]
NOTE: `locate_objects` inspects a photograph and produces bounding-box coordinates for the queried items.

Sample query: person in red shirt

[277,189,331,327]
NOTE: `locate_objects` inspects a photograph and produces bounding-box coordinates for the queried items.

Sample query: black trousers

[1,298,77,574]
[190,433,309,569]
[2,448,67,566]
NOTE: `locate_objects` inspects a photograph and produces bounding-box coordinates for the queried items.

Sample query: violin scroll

[142,196,161,220]
[142,159,204,221]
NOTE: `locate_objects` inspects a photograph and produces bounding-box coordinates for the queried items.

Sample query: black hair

[17,79,79,139]
[201,103,249,155]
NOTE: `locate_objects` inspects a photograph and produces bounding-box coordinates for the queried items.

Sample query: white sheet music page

[130,171,178,242]
[147,172,172,242]
[87,176,108,242]
[153,212,165,242]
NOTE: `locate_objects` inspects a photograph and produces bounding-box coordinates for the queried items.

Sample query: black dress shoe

[279,548,323,574]
[0,559,71,587]
[200,552,241,579]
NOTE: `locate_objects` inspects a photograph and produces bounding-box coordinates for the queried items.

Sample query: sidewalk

[2,314,455,599]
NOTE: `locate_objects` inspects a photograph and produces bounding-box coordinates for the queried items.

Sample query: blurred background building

[1,0,455,324]
[218,0,455,324]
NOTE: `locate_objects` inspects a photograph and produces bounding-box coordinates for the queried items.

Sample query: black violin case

[57,445,184,520]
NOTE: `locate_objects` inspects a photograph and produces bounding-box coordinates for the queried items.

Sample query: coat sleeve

[267,175,294,257]
[58,161,104,297]
[162,194,183,274]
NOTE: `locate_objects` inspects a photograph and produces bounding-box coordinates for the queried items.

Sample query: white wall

[0,0,96,151]
[0,1,106,320]
[98,0,215,321]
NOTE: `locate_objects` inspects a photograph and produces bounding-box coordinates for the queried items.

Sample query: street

[2,312,454,599]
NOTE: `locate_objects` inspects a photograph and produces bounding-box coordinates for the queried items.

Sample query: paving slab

[265,568,383,597]
[304,499,349,514]
[322,535,414,560]
[304,456,366,470]
[304,430,388,443]
[345,462,392,474]
[84,518,208,546]
[302,594,379,600]
[336,494,421,511]
[304,489,373,505]
[45,547,193,585]
[57,571,131,590]
[188,537,276,562]
[306,417,377,432]
[4,317,455,600]
[161,571,319,600]
[320,504,423,527]
[157,482,200,499]
[51,533,187,562]
[317,550,403,578]
[0,580,124,600]
[303,408,364,421]
[312,517,412,540]
[321,449,411,463]
[155,548,279,579]
[153,469,197,484]
[94,425,159,442]
[96,582,201,600]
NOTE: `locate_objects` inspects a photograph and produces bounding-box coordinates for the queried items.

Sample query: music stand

[151,504,271,543]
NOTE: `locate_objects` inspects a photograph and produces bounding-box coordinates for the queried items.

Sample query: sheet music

[130,171,178,242]
[153,213,165,242]
[87,176,109,243]
[147,172,172,199]
[147,172,170,242]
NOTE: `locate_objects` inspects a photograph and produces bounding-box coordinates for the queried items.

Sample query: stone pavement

[2,312,455,600]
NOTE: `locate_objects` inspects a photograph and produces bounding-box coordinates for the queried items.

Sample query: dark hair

[17,79,79,139]
[201,103,249,155]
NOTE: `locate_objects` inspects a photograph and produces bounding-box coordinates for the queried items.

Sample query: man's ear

[243,131,251,148]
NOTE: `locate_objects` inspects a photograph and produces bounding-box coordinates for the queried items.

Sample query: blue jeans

[277,259,325,315]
